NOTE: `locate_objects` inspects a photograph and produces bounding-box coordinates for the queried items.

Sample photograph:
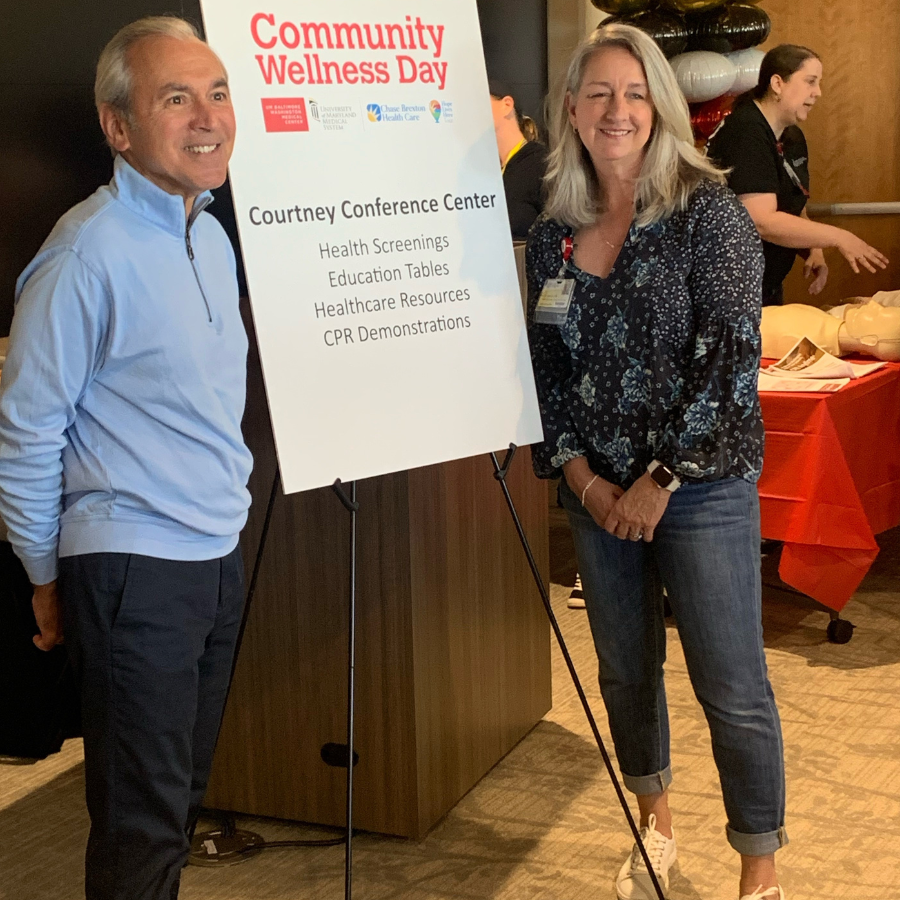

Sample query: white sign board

[200,0,543,493]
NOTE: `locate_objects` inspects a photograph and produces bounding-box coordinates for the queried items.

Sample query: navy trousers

[59,548,244,900]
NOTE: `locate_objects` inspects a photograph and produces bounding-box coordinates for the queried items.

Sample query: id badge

[534,278,575,325]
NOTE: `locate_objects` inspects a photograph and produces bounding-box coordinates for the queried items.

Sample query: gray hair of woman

[544,23,725,230]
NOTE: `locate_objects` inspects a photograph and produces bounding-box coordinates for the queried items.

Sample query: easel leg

[332,479,359,900]
[190,470,281,864]
[490,445,666,900]
[232,471,281,680]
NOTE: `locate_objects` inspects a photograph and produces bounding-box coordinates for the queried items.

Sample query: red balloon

[690,93,735,140]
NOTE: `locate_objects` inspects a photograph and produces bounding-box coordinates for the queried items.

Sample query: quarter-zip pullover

[0,157,253,585]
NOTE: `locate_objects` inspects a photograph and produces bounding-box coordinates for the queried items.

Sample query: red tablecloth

[758,362,900,611]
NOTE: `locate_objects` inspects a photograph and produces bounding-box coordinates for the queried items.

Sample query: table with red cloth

[758,361,900,612]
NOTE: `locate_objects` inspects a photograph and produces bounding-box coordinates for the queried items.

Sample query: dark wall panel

[477,0,549,134]
[0,1,205,335]
[0,86,109,335]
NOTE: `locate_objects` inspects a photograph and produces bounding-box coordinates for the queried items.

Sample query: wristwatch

[647,460,681,492]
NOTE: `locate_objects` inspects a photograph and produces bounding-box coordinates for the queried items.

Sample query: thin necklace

[574,235,619,251]
[599,214,628,250]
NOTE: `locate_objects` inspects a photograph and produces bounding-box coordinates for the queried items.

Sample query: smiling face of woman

[567,46,654,175]
[774,57,823,125]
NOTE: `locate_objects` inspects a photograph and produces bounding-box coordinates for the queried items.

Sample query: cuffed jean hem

[726,824,789,856]
[622,765,673,796]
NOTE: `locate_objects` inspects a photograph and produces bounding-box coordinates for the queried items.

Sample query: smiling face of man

[102,34,236,215]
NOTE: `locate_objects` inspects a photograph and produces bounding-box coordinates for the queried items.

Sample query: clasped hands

[565,458,670,542]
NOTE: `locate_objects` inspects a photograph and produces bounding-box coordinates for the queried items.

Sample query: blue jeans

[561,476,787,856]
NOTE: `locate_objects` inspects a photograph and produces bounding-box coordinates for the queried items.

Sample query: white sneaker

[615,814,677,900]
[740,887,785,900]
[567,574,586,609]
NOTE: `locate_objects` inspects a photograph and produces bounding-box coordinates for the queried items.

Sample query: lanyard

[775,141,810,199]
[558,236,574,278]
[501,139,526,173]
[535,239,577,325]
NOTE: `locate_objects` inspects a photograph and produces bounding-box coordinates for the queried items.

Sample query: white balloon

[670,51,737,104]
[725,48,765,96]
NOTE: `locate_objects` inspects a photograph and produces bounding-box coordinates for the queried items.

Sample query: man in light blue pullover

[0,18,253,899]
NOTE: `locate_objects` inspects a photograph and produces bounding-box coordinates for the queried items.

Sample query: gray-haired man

[0,18,252,899]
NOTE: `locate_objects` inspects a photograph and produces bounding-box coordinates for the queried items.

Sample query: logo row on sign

[261,98,453,132]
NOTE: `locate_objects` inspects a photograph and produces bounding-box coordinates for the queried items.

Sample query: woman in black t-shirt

[708,45,887,305]
[489,80,548,241]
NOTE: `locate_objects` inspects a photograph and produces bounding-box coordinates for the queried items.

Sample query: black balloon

[591,0,652,13]
[660,0,728,12]
[606,9,689,58]
[686,3,772,54]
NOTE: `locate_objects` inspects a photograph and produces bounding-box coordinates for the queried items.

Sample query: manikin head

[837,300,900,361]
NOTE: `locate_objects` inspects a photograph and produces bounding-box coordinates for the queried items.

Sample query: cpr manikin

[760,300,900,362]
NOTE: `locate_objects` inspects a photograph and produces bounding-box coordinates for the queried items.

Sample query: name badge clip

[535,236,575,325]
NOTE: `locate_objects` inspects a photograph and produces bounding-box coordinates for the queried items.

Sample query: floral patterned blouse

[526,180,765,487]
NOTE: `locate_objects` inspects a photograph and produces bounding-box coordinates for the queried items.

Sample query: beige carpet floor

[2,512,899,900]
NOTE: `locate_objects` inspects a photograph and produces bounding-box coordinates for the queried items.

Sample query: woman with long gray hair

[526,23,787,900]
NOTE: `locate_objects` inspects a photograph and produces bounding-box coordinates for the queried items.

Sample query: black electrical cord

[239,837,346,852]
[198,808,347,853]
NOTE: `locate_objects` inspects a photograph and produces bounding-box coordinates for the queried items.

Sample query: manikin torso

[761,301,900,362]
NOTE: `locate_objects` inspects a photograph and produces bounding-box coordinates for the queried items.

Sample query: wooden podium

[206,285,551,839]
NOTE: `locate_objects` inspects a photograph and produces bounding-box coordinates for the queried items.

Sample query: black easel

[189,472,283,867]
[213,471,359,897]
[230,471,281,684]
[218,450,662,899]
[331,479,359,900]
[490,445,666,900]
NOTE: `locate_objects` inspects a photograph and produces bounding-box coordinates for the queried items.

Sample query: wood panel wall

[761,1,900,306]
[547,0,582,98]
[206,301,552,839]
[547,0,608,98]
[407,452,550,831]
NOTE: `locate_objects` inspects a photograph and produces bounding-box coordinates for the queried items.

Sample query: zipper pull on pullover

[185,199,214,323]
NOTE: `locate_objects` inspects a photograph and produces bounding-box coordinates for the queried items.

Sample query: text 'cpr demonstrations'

[324,314,472,348]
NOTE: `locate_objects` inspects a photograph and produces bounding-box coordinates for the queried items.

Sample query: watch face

[651,465,675,488]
